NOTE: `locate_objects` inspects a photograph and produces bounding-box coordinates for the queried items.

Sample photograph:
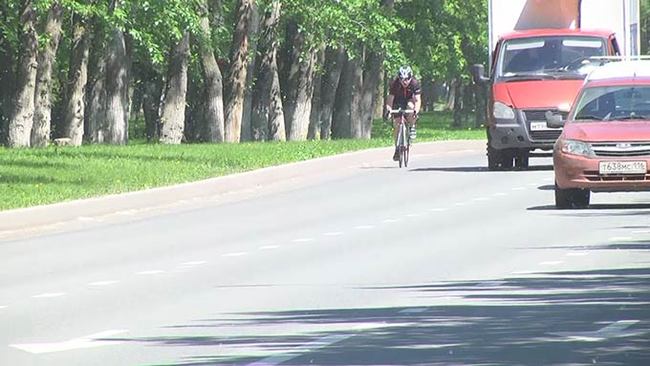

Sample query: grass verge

[0,111,485,210]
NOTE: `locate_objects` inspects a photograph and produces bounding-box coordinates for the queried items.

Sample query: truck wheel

[487,146,502,170]
[555,183,590,209]
[514,151,530,169]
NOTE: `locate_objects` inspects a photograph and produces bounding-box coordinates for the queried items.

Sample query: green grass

[0,111,485,210]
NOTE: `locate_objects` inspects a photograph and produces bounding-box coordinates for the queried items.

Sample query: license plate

[530,121,555,131]
[599,161,647,174]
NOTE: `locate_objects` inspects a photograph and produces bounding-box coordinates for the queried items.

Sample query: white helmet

[398,66,413,80]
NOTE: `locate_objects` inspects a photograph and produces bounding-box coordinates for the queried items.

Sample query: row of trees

[0,0,489,148]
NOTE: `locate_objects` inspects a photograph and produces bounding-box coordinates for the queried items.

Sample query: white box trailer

[488,0,640,62]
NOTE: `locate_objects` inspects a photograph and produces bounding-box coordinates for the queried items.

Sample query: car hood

[494,80,583,109]
[563,121,650,142]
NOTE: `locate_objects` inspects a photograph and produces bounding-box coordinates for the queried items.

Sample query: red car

[551,60,650,209]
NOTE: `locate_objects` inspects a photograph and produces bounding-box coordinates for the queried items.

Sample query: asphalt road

[1,140,649,366]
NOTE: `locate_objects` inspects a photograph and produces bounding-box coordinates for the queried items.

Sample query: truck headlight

[560,139,595,157]
[493,102,515,119]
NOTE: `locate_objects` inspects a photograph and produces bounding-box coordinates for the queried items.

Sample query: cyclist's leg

[392,118,401,161]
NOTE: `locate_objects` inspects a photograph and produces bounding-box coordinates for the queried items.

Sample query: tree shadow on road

[110,266,650,365]
[412,164,553,173]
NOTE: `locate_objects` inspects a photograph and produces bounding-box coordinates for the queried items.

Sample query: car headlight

[493,102,515,119]
[560,139,595,157]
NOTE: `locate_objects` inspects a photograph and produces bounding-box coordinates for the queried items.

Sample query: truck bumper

[488,110,562,151]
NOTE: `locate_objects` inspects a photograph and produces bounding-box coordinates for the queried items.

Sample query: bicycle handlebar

[388,109,415,115]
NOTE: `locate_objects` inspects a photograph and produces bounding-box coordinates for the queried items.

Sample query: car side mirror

[545,111,565,128]
[471,64,489,85]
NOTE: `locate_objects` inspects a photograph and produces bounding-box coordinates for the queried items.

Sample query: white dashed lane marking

[88,281,119,287]
[566,252,589,257]
[609,237,633,242]
[32,293,65,299]
[259,245,280,250]
[222,252,248,257]
[10,329,128,354]
[540,261,563,266]
[180,261,206,267]
[355,225,375,229]
[136,270,165,275]
[292,238,314,243]
[382,219,400,223]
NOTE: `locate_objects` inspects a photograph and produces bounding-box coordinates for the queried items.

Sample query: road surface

[1,140,649,365]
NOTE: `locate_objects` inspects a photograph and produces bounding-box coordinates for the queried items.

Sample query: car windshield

[497,36,606,78]
[571,85,650,121]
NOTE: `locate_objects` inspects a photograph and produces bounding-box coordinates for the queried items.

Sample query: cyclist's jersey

[389,77,421,108]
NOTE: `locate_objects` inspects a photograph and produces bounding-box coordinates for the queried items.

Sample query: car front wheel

[555,183,590,209]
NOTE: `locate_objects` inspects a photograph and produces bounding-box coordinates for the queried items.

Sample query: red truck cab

[472,29,622,170]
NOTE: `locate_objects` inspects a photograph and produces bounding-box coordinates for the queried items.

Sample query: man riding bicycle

[385,66,421,161]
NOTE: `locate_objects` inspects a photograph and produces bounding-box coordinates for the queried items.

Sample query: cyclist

[385,66,421,161]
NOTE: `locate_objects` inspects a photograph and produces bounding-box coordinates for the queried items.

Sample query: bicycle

[388,108,416,168]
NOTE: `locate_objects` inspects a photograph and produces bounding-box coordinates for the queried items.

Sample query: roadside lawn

[0,111,485,210]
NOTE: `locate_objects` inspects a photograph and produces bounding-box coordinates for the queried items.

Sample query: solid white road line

[32,292,65,299]
[10,329,128,354]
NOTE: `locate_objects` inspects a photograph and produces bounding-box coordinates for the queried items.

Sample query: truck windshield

[497,36,606,78]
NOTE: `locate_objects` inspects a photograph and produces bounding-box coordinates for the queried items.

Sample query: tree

[61,11,91,146]
[224,0,254,143]
[7,0,38,147]
[250,0,285,141]
[196,0,225,142]
[159,32,190,144]
[31,1,64,147]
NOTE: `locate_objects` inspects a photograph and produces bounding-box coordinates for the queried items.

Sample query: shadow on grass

[109,266,650,365]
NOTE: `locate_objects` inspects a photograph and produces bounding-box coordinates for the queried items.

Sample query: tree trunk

[307,47,325,140]
[240,2,260,142]
[159,33,190,144]
[250,0,285,141]
[7,0,38,148]
[31,2,63,147]
[360,48,382,139]
[349,55,363,139]
[61,12,91,146]
[223,0,253,143]
[142,73,163,142]
[104,25,129,145]
[197,0,225,142]
[282,22,317,141]
[86,47,107,143]
[332,53,351,139]
[452,79,463,128]
[0,13,15,144]
[319,46,345,140]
